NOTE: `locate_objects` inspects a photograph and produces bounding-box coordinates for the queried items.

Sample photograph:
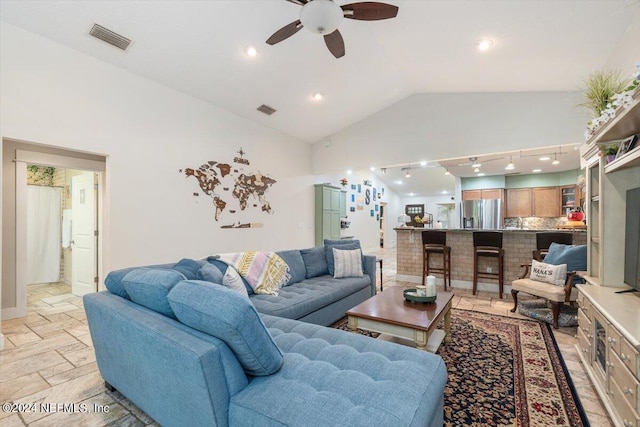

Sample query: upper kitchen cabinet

[505,188,531,217]
[462,189,503,200]
[532,187,561,217]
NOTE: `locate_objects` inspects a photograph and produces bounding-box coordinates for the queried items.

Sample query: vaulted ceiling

[1,0,637,145]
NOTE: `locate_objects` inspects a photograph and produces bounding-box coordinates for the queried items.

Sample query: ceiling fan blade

[266,20,303,45]
[285,0,308,4]
[324,30,345,58]
[341,2,399,20]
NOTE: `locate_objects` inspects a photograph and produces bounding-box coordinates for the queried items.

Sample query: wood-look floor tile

[57,341,87,355]
[15,372,105,424]
[107,413,146,427]
[41,294,79,306]
[2,313,44,329]
[44,362,98,387]
[29,392,128,427]
[61,347,96,368]
[38,361,76,381]
[64,325,90,339]
[30,319,82,339]
[0,333,77,364]
[65,309,87,322]
[0,350,67,383]
[31,304,80,317]
[0,414,25,426]
[7,331,42,347]
[0,372,50,402]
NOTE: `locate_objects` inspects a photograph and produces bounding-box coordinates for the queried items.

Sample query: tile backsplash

[504,217,580,229]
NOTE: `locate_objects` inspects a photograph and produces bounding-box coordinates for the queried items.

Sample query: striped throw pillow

[332,248,364,278]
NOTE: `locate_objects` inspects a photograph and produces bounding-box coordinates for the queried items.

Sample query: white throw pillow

[222,267,249,297]
[530,259,567,286]
[333,248,364,279]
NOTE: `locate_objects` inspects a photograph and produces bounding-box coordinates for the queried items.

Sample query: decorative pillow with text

[530,259,567,286]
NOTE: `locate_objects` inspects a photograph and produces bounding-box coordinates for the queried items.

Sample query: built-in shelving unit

[579,84,640,427]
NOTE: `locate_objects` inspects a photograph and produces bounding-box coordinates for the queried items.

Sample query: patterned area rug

[331,310,589,426]
[517,299,579,327]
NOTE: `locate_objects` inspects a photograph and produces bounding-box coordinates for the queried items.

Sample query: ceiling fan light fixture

[552,156,560,165]
[477,173,485,177]
[473,167,480,173]
[505,163,515,170]
[300,0,344,35]
[471,161,481,168]
[312,92,324,101]
[539,156,551,161]
[444,169,450,176]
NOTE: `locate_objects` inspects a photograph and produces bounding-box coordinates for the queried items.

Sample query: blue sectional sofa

[84,281,447,427]
[103,244,376,327]
[85,243,448,426]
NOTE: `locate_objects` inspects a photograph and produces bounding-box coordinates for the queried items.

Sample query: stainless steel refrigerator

[461,199,502,229]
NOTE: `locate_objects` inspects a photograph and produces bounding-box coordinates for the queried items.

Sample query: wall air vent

[89,24,132,51]
[257,104,277,116]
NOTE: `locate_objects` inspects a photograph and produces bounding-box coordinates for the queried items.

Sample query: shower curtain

[27,185,62,285]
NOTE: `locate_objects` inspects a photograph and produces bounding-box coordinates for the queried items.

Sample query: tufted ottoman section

[229,315,447,427]
[250,275,370,320]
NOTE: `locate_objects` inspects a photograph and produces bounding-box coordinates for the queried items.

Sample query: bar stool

[421,231,451,290]
[473,231,504,298]
[534,232,573,260]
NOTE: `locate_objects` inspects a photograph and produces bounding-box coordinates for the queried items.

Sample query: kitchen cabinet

[505,188,531,217]
[314,184,345,245]
[462,190,482,200]
[462,189,502,200]
[560,185,579,215]
[532,187,560,217]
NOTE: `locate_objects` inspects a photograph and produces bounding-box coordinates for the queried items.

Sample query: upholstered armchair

[510,243,587,329]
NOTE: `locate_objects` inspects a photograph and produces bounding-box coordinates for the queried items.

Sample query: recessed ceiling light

[396,180,403,185]
[346,169,352,175]
[539,156,551,161]
[477,173,485,177]
[532,169,542,173]
[441,190,448,194]
[312,92,323,101]
[245,46,258,57]
[478,39,494,51]
[409,192,415,196]
[420,161,427,166]
[370,166,376,171]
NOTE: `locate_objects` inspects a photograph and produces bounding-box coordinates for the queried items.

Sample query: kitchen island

[395,227,587,296]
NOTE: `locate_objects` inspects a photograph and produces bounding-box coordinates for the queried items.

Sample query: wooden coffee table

[346,287,453,352]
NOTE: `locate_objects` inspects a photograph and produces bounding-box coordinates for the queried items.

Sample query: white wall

[605,7,640,73]
[1,24,314,314]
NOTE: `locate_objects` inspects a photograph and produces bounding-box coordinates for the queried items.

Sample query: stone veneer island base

[395,228,586,296]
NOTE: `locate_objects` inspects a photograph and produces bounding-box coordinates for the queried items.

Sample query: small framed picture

[616,135,638,158]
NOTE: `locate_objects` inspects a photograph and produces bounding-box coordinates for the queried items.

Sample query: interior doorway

[26,166,98,297]
[2,139,106,320]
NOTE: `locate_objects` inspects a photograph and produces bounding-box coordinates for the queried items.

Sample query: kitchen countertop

[394,227,586,232]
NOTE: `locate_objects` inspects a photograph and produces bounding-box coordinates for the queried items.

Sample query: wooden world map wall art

[180,148,277,229]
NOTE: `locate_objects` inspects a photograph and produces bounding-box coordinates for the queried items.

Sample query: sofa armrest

[362,255,377,296]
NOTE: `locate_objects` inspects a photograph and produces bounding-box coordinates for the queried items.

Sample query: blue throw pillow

[300,247,329,278]
[168,280,283,376]
[122,268,186,319]
[171,258,205,280]
[543,243,587,284]
[275,250,306,285]
[206,259,254,295]
[197,263,224,284]
[325,242,361,276]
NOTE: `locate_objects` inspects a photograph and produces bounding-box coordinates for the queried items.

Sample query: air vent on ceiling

[257,104,277,116]
[89,23,132,51]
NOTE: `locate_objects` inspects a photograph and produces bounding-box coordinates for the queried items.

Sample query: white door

[71,172,97,296]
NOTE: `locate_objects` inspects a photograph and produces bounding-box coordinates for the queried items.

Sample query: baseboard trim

[0,333,5,351]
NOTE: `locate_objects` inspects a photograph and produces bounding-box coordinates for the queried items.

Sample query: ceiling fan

[266,0,399,58]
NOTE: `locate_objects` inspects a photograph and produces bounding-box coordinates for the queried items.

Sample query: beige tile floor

[0,248,613,426]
